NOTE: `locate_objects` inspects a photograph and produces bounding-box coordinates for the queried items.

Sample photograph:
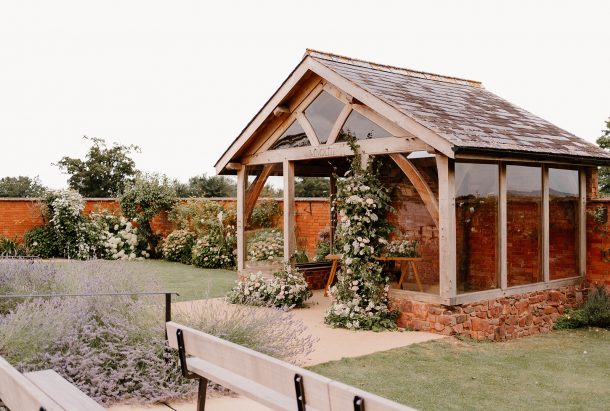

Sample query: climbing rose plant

[324,136,398,331]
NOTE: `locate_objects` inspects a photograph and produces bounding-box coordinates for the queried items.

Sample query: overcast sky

[1,0,609,188]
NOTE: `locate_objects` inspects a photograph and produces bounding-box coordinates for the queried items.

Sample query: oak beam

[499,164,508,290]
[542,166,550,282]
[390,153,439,227]
[244,164,274,226]
[436,154,457,301]
[579,169,587,276]
[236,167,247,272]
[283,160,296,263]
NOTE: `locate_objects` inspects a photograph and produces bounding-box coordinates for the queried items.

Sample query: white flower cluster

[102,216,148,260]
[385,239,418,258]
[227,265,312,310]
[247,229,283,261]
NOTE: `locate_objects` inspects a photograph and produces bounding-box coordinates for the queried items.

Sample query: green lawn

[309,329,610,411]
[121,260,237,301]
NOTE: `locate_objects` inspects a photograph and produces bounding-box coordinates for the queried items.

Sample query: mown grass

[49,259,236,302]
[120,260,237,301]
[309,329,610,411]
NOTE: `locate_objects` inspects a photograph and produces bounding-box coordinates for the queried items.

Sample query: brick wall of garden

[0,198,331,258]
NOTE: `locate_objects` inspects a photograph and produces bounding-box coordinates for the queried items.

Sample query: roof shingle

[307,49,610,160]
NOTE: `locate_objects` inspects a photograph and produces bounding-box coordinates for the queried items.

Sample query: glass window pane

[337,110,392,141]
[549,168,579,279]
[270,120,310,150]
[455,163,499,293]
[507,165,542,286]
[304,91,344,144]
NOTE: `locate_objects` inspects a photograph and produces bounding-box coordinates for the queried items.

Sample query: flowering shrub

[120,174,178,257]
[169,199,236,237]
[271,265,312,308]
[86,212,147,260]
[227,265,311,310]
[385,239,419,258]
[0,260,316,404]
[247,229,283,261]
[324,135,398,331]
[191,226,237,269]
[162,229,196,263]
[24,225,59,258]
[37,190,105,259]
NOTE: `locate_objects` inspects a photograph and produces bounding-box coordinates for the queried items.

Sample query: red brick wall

[0,198,331,258]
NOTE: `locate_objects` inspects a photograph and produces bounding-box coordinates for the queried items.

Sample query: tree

[597,117,610,195]
[55,136,140,197]
[295,177,330,198]
[120,174,177,256]
[174,174,237,197]
[0,176,46,197]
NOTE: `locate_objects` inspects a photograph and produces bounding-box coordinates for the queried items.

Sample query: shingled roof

[307,49,610,161]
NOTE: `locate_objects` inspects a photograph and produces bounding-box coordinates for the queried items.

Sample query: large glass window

[303,91,344,144]
[549,168,579,279]
[507,165,542,286]
[337,110,392,141]
[455,163,499,293]
[270,120,309,150]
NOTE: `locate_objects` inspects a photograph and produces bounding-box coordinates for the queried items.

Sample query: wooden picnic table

[324,254,424,296]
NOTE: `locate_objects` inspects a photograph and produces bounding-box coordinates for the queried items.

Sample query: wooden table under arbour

[323,254,423,296]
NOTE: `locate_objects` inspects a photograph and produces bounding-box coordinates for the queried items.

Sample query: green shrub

[582,286,610,327]
[169,199,236,237]
[250,199,281,229]
[120,174,178,256]
[0,237,26,256]
[555,286,610,329]
[162,229,196,264]
[24,226,59,258]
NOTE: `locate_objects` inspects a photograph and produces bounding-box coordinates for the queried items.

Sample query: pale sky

[1,0,609,189]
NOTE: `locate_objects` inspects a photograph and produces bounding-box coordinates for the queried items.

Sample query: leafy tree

[295,177,330,198]
[174,174,237,197]
[597,117,610,195]
[55,136,140,197]
[120,174,177,256]
[0,176,46,197]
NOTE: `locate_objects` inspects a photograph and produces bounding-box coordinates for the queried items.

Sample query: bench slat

[188,357,292,411]
[0,357,64,411]
[328,381,417,411]
[167,321,332,411]
[25,370,105,411]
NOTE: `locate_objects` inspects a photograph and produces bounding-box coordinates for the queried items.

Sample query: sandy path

[109,291,443,410]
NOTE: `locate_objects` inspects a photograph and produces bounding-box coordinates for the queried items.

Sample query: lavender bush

[0,260,316,405]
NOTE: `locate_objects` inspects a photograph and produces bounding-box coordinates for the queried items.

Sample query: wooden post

[236,166,246,273]
[244,164,274,227]
[579,168,587,277]
[499,164,508,290]
[329,174,337,253]
[283,160,296,263]
[436,154,456,302]
[542,166,550,282]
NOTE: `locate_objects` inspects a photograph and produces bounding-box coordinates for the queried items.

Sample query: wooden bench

[167,321,416,411]
[0,356,104,411]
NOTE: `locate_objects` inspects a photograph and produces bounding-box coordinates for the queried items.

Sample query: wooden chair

[0,356,104,411]
[166,321,417,411]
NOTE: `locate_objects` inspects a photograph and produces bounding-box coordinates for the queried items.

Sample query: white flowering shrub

[94,213,149,260]
[385,239,419,258]
[41,190,104,259]
[247,229,283,261]
[227,265,311,310]
[191,222,237,269]
[324,136,398,331]
[162,229,196,264]
[271,265,312,309]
